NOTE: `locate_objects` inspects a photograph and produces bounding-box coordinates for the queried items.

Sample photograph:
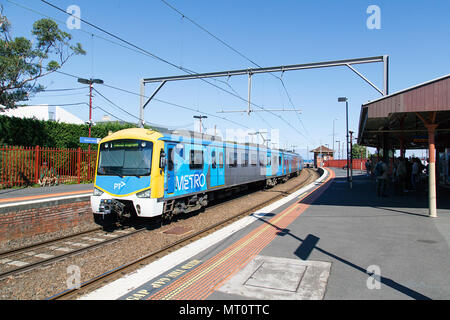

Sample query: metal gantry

[138,55,389,127]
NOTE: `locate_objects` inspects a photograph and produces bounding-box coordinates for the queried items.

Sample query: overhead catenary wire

[51,67,254,131]
[100,83,252,130]
[53,69,310,145]
[39,0,305,141]
[92,87,141,121]
[40,87,86,92]
[160,0,313,144]
[17,0,308,148]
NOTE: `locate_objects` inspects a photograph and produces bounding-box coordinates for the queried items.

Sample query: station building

[310,145,334,168]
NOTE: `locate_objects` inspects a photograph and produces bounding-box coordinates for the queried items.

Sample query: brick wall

[0,197,94,245]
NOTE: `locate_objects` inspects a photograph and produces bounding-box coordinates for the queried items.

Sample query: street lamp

[77,78,103,181]
[77,78,104,138]
[338,97,350,185]
[193,115,207,134]
[349,130,354,189]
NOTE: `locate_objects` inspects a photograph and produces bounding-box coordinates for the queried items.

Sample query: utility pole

[349,130,354,189]
[77,77,103,180]
[78,78,104,140]
[338,97,350,185]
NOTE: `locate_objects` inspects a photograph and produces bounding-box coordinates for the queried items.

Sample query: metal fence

[0,145,97,188]
[324,159,367,170]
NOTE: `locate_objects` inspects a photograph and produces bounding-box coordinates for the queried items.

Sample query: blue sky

[3,0,450,159]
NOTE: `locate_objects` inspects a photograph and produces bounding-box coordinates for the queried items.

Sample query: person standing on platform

[411,158,419,190]
[365,159,372,176]
[397,158,407,194]
[375,158,388,197]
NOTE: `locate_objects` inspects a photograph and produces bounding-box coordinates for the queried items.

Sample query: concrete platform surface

[81,168,450,300]
[213,168,450,300]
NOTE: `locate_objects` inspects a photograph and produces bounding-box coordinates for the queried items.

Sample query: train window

[242,152,249,167]
[251,153,257,166]
[211,150,216,169]
[168,148,174,171]
[229,152,237,167]
[259,152,266,166]
[279,156,282,166]
[267,155,271,166]
[175,144,184,159]
[189,150,203,169]
[219,152,224,168]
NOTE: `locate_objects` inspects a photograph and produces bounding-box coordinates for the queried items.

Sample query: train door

[166,143,176,194]
[266,149,272,176]
[289,156,293,173]
[210,146,225,187]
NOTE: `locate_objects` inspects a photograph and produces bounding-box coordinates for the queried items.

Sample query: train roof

[100,128,300,156]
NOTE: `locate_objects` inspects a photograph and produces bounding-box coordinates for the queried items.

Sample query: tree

[0,8,86,108]
[352,143,370,159]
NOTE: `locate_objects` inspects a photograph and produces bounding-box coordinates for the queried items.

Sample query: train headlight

[136,189,151,198]
[93,187,104,196]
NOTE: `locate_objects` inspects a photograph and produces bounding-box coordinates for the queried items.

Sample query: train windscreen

[97,139,153,177]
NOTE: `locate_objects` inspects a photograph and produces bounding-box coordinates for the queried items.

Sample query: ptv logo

[114,181,126,190]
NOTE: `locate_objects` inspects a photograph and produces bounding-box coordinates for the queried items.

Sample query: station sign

[80,137,101,144]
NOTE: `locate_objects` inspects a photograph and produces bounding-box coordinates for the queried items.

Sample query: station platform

[81,168,450,300]
[0,183,93,206]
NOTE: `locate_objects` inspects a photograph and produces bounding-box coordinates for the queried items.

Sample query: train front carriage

[91,129,166,225]
[91,128,304,227]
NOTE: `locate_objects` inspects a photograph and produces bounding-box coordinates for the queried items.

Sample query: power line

[14,0,309,144]
[41,87,86,92]
[22,102,88,107]
[160,0,261,68]
[100,82,251,130]
[92,87,141,121]
[40,0,197,75]
[160,0,312,144]
[19,0,304,144]
[48,66,254,131]
[39,0,296,135]
[92,103,129,123]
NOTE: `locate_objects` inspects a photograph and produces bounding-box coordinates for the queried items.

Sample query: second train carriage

[91,128,303,226]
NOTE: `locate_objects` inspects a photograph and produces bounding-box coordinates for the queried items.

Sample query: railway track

[0,226,143,280]
[49,168,318,300]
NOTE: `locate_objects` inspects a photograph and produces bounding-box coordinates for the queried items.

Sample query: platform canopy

[357,73,450,218]
[358,74,450,150]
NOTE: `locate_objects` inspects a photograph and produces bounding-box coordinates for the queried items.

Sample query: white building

[0,105,84,125]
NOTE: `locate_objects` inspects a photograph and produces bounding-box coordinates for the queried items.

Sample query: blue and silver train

[91,128,303,226]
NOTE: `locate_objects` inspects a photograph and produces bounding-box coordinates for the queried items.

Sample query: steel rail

[50,169,316,300]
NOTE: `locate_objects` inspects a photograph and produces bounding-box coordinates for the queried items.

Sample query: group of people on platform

[365,156,427,197]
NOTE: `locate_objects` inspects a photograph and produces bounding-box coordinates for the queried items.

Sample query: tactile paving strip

[147,169,334,300]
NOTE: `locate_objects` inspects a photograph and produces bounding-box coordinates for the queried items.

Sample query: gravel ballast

[0,169,319,300]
